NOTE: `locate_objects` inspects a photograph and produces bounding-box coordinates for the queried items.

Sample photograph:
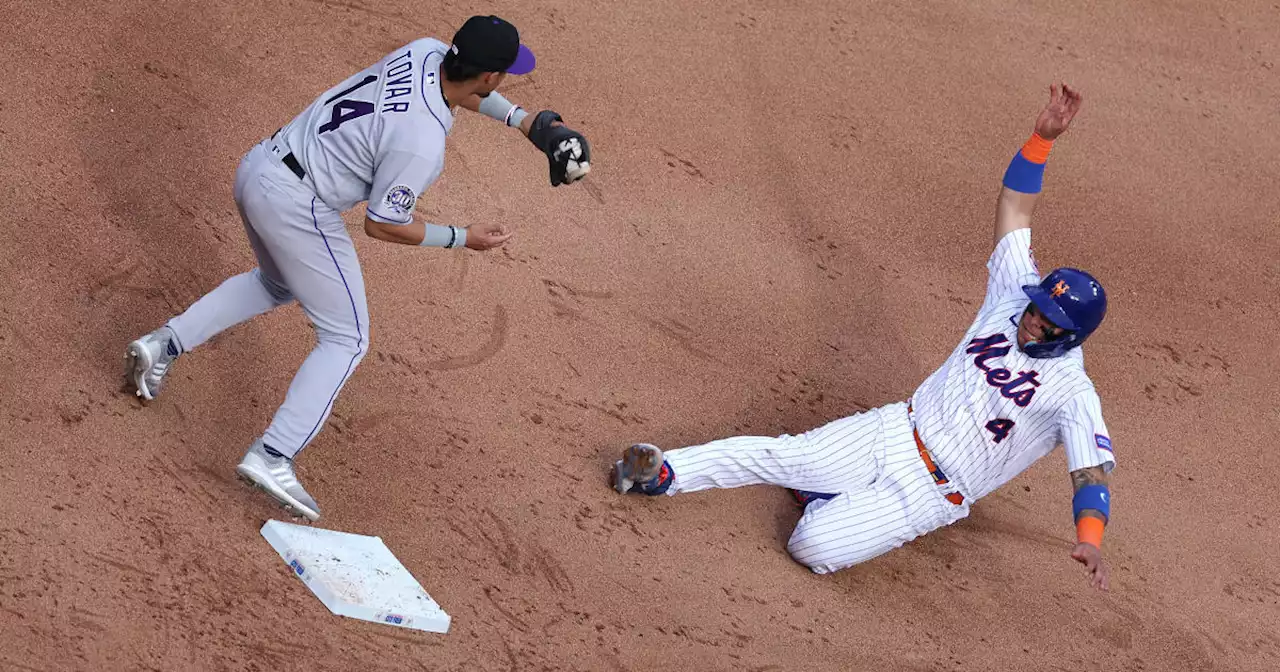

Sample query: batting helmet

[1019,268,1107,358]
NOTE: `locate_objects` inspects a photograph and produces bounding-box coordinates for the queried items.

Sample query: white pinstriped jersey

[910,228,1115,501]
[277,38,454,224]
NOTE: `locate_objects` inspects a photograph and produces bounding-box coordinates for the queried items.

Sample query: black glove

[527,110,591,186]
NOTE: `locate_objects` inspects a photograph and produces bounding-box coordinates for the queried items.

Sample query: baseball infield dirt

[2,0,1278,670]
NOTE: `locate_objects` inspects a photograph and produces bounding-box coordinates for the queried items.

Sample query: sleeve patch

[1095,434,1113,454]
[383,185,417,216]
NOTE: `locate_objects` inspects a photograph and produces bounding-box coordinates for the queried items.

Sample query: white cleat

[236,439,321,522]
[124,326,181,401]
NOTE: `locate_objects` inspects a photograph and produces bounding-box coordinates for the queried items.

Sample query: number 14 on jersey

[319,74,378,134]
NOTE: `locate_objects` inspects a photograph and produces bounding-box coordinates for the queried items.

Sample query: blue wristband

[1072,484,1110,523]
[1002,152,1046,193]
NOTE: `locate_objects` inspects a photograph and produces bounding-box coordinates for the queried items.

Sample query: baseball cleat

[124,326,181,401]
[612,443,673,496]
[236,439,321,522]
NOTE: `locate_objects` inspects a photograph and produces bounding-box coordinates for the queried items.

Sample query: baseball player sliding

[612,83,1116,591]
[124,16,590,522]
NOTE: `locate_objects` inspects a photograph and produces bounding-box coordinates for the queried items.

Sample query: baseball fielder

[124,16,591,522]
[612,83,1116,591]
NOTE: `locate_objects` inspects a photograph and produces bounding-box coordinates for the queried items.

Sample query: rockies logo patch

[384,185,417,215]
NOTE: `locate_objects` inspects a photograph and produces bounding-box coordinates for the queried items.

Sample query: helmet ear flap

[1021,267,1107,357]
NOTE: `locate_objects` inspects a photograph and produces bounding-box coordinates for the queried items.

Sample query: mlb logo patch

[1095,434,1113,454]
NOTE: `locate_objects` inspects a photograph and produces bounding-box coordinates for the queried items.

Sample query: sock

[637,461,674,495]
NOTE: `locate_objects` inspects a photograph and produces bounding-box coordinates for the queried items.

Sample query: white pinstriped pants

[663,401,970,574]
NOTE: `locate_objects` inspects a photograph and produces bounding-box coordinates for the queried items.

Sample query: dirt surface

[2,0,1279,670]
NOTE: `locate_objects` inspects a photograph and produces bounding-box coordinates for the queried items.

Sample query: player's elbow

[364,216,409,244]
[363,217,388,241]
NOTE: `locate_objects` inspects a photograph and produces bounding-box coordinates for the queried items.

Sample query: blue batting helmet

[1020,268,1107,358]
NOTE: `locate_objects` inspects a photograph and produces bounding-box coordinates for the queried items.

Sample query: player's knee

[785,541,829,573]
[316,324,369,359]
[253,268,293,304]
[785,531,823,571]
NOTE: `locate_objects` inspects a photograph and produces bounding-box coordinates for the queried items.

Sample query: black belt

[271,128,306,180]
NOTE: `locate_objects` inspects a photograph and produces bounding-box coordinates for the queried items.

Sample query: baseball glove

[527,110,591,186]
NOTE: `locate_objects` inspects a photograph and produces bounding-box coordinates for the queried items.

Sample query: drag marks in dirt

[145,453,220,512]
[443,507,590,662]
[460,508,573,594]
[801,234,845,281]
[1223,576,1280,607]
[659,148,710,183]
[54,388,110,425]
[139,61,200,108]
[582,179,606,205]
[0,658,53,672]
[531,388,646,427]
[766,368,842,419]
[295,0,430,33]
[87,255,204,316]
[570,500,649,540]
[422,305,509,371]
[819,110,863,153]
[539,276,726,369]
[644,316,724,364]
[1137,341,1231,405]
[543,278,613,322]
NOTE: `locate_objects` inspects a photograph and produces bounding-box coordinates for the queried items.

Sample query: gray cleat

[236,439,321,522]
[124,326,181,401]
[612,443,668,495]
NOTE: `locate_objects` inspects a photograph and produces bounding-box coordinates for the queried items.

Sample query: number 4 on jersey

[985,418,1015,443]
[318,74,378,135]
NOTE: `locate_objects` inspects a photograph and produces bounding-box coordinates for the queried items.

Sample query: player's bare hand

[464,223,514,251]
[1033,82,1083,140]
[1070,542,1110,592]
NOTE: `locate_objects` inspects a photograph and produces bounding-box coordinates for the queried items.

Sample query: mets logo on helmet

[1050,280,1070,298]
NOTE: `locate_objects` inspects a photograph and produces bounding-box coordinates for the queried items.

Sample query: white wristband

[477,92,528,128]
[420,224,466,248]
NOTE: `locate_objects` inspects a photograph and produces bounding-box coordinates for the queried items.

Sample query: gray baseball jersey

[164,38,465,459]
[277,37,455,224]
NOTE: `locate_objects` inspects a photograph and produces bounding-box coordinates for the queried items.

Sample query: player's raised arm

[992,83,1083,248]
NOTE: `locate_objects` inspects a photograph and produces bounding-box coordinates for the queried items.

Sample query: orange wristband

[1020,133,1054,164]
[1076,516,1105,548]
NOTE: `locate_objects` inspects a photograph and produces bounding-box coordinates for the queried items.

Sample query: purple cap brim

[507,44,536,74]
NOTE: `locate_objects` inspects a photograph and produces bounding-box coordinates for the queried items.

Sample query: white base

[260,520,451,634]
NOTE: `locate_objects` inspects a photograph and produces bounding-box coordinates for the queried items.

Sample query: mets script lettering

[965,334,1040,407]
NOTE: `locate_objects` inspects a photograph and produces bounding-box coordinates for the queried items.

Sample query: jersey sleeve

[983,228,1042,309]
[1058,389,1116,473]
[366,148,444,225]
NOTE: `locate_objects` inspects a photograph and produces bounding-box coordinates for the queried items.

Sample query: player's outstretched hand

[1070,542,1110,592]
[526,110,591,186]
[1033,82,1083,141]
[464,223,514,251]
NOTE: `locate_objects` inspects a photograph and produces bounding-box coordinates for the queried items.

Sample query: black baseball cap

[449,15,536,75]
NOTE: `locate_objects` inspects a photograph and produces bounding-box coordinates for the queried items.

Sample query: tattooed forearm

[1070,465,1108,491]
[1070,465,1109,521]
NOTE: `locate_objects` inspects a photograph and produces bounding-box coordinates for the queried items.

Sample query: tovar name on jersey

[380,51,416,114]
